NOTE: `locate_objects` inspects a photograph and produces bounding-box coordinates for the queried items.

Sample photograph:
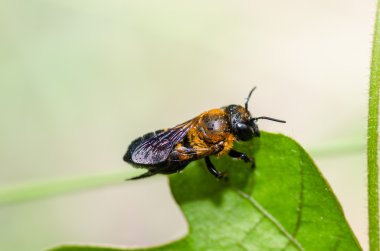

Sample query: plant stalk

[368,2,380,250]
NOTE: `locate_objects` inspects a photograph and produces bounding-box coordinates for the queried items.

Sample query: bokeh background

[0,0,375,250]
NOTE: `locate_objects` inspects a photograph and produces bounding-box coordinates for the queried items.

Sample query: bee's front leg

[205,156,227,180]
[228,149,255,169]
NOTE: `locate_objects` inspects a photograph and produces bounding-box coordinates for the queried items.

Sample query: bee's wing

[130,120,195,165]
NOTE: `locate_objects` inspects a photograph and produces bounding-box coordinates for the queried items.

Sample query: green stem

[0,169,143,206]
[0,138,367,207]
[368,2,380,250]
[308,137,364,157]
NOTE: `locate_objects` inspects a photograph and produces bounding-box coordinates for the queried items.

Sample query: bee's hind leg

[127,171,157,181]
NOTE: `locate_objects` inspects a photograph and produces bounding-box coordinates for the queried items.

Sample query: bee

[124,87,285,180]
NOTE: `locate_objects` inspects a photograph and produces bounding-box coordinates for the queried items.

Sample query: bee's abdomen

[124,129,164,164]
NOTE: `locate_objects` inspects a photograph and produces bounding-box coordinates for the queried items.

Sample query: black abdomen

[124,130,164,164]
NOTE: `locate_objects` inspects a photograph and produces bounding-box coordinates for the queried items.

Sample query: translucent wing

[130,120,195,165]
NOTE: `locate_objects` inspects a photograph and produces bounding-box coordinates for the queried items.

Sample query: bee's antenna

[252,116,286,123]
[244,86,257,110]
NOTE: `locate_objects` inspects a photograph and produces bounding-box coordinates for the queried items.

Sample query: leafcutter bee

[124,87,285,180]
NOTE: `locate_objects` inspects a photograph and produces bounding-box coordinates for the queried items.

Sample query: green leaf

[50,132,361,251]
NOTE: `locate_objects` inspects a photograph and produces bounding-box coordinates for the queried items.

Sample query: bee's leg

[228,149,255,169]
[228,149,250,162]
[127,171,156,180]
[205,156,227,180]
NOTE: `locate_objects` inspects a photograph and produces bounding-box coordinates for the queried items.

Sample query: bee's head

[226,87,286,141]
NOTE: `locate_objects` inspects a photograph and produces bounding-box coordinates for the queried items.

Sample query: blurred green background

[0,0,373,250]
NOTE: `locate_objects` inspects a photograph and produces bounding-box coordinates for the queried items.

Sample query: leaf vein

[234,188,305,251]
[282,156,305,251]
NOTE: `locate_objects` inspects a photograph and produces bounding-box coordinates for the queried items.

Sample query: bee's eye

[236,123,254,141]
